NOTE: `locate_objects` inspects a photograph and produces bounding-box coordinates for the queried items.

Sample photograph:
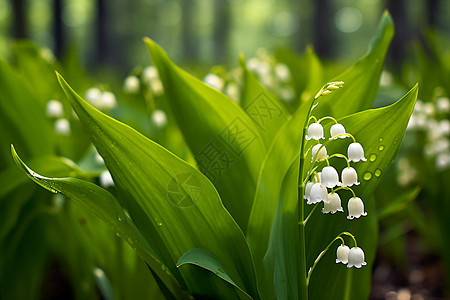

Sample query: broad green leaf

[0,58,54,169]
[177,248,252,299]
[307,85,418,300]
[11,145,188,300]
[298,46,324,105]
[145,38,266,231]
[55,74,259,298]
[239,55,289,145]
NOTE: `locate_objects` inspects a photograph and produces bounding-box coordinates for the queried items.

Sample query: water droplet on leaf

[379,137,383,142]
[374,169,382,177]
[379,145,384,151]
[369,154,377,162]
[363,172,372,181]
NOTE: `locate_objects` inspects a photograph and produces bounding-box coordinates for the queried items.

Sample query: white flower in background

[40,47,55,63]
[246,57,261,72]
[304,181,314,201]
[306,123,324,140]
[323,192,343,214]
[225,82,240,103]
[436,97,450,113]
[423,102,435,116]
[99,91,117,110]
[150,79,164,96]
[396,157,417,186]
[95,152,105,165]
[336,245,350,264]
[274,63,290,82]
[142,66,159,82]
[100,170,114,188]
[340,167,360,187]
[347,247,367,268]
[308,183,328,205]
[436,152,450,170]
[85,88,102,106]
[440,120,450,135]
[279,86,295,102]
[151,109,168,128]
[321,166,340,188]
[46,100,64,118]
[311,144,328,162]
[123,75,140,94]
[347,197,367,220]
[54,118,71,135]
[380,70,393,86]
[330,123,347,139]
[348,142,367,162]
[204,73,225,91]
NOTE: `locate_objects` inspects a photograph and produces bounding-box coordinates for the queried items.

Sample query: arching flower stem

[318,116,338,124]
[328,153,351,168]
[333,186,357,198]
[332,133,356,143]
[307,234,348,285]
[308,115,319,123]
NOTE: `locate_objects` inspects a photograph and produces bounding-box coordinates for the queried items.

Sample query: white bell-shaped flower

[304,181,314,200]
[330,123,347,139]
[123,75,140,94]
[347,197,367,220]
[347,247,367,268]
[323,192,343,214]
[321,166,340,188]
[46,100,64,118]
[55,118,71,135]
[306,122,324,140]
[348,142,367,162]
[340,167,360,187]
[336,245,350,264]
[308,183,328,205]
[311,144,328,162]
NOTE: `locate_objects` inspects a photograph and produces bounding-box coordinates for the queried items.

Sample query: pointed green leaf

[314,11,394,118]
[177,248,253,299]
[11,145,187,300]
[56,74,259,298]
[239,55,289,145]
[145,38,266,231]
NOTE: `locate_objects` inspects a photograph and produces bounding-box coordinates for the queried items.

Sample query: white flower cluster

[203,73,241,103]
[246,48,295,103]
[406,97,450,171]
[45,99,71,135]
[336,244,367,268]
[304,118,367,220]
[123,66,164,96]
[85,88,117,110]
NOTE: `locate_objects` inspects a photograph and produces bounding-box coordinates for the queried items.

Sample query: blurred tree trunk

[312,0,334,59]
[386,0,410,68]
[212,0,230,62]
[53,0,64,58]
[96,0,108,65]
[12,0,26,38]
[181,0,198,62]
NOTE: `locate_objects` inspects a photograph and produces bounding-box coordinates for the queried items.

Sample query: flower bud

[323,192,343,214]
[306,123,324,140]
[347,247,367,268]
[46,100,64,118]
[340,167,360,187]
[348,142,367,162]
[55,118,71,135]
[347,197,367,219]
[330,123,347,139]
[321,166,340,188]
[336,245,350,264]
[308,183,328,205]
[311,144,328,162]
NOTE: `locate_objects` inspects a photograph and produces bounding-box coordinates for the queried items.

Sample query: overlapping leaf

[53,74,259,299]
[145,39,266,231]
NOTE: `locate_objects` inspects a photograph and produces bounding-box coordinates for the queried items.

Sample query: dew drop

[379,145,384,151]
[369,154,377,162]
[379,137,383,142]
[374,169,382,177]
[363,172,372,181]
[117,216,122,222]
